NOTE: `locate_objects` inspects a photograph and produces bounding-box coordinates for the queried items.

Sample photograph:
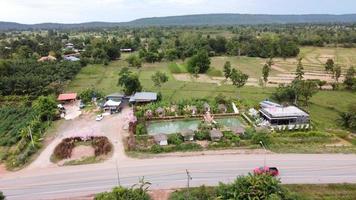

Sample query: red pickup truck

[253,166,279,176]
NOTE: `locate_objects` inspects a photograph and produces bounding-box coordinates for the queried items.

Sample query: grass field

[285,184,356,200]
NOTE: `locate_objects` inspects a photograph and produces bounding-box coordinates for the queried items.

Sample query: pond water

[147,117,241,135]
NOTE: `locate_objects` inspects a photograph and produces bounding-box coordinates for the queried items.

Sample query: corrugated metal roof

[130,92,157,102]
[58,93,77,101]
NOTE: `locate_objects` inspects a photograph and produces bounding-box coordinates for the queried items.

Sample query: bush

[168,134,183,145]
[95,186,151,200]
[217,174,294,200]
[169,185,216,200]
[150,144,164,153]
[136,123,147,135]
[195,130,210,140]
[252,132,271,145]
[53,138,75,160]
[79,88,104,103]
[92,136,112,156]
[0,191,4,200]
[175,143,202,151]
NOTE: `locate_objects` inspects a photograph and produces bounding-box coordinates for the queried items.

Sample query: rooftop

[130,92,157,102]
[58,93,77,101]
[260,106,309,118]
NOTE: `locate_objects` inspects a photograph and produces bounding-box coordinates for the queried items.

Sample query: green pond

[147,117,241,135]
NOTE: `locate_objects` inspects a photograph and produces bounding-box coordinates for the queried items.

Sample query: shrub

[95,186,151,200]
[0,191,4,200]
[169,185,216,200]
[216,174,293,200]
[252,132,271,145]
[92,136,112,156]
[150,144,164,153]
[136,123,147,135]
[53,138,75,160]
[195,130,210,140]
[79,88,104,103]
[168,134,183,145]
[175,143,202,151]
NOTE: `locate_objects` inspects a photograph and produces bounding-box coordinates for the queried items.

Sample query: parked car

[96,114,104,121]
[79,101,85,109]
[253,166,279,176]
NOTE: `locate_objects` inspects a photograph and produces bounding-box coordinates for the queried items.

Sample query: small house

[218,104,227,113]
[129,92,157,104]
[203,103,210,112]
[154,134,168,146]
[103,99,121,113]
[210,129,223,141]
[259,101,310,127]
[106,93,125,102]
[58,93,77,103]
[180,129,195,141]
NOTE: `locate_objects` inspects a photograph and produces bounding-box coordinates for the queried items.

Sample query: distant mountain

[2,13,356,31]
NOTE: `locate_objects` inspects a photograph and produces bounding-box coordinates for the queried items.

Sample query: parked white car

[96,114,104,121]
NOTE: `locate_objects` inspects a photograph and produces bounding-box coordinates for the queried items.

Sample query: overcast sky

[1,0,356,24]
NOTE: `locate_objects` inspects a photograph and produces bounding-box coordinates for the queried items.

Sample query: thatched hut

[153,134,168,146]
[155,107,165,118]
[203,102,210,112]
[231,126,245,135]
[145,110,153,119]
[218,104,227,113]
[210,129,223,141]
[180,129,195,141]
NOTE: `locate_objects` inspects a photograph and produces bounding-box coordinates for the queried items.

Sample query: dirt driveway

[26,108,132,170]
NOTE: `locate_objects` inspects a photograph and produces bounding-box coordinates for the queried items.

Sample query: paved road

[1,154,356,200]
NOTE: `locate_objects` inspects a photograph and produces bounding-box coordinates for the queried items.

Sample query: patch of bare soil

[318,54,335,63]
[58,145,95,165]
[196,140,209,148]
[149,189,173,200]
[71,145,95,160]
[0,164,9,175]
[326,138,352,147]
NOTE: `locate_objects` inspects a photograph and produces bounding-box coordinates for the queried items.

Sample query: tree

[126,54,142,69]
[262,63,270,85]
[293,80,318,106]
[223,61,232,79]
[32,96,58,121]
[187,50,211,74]
[295,58,304,80]
[0,191,4,200]
[333,65,342,82]
[325,58,334,72]
[344,66,355,90]
[79,88,104,103]
[217,174,293,200]
[230,68,249,88]
[271,84,296,104]
[118,68,142,95]
[151,71,168,88]
[339,104,356,132]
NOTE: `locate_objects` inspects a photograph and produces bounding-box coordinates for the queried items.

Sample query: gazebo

[153,134,168,146]
[231,126,245,135]
[210,129,223,141]
[155,107,165,118]
[180,129,195,141]
[218,104,227,113]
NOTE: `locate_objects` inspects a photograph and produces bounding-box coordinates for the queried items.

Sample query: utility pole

[186,169,192,200]
[115,158,121,186]
[260,141,267,167]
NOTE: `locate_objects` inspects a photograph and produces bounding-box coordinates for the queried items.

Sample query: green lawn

[66,53,356,131]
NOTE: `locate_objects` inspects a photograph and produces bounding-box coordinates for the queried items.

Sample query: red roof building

[58,93,77,101]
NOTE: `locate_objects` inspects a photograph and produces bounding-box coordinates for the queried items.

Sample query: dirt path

[26,108,132,170]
